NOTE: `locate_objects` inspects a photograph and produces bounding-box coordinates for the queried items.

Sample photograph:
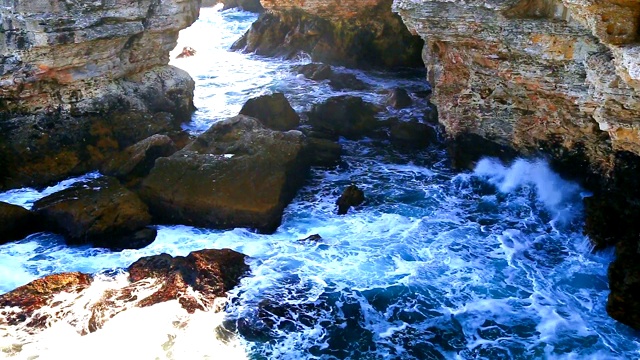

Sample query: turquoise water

[1,7,639,359]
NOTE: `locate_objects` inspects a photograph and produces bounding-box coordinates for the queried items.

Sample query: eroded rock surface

[140,115,310,233]
[232,0,424,69]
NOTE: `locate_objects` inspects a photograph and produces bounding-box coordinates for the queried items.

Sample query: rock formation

[393,0,640,328]
[232,0,424,69]
[0,0,201,189]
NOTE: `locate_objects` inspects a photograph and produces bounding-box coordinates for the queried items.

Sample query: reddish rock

[128,249,250,312]
[176,46,197,59]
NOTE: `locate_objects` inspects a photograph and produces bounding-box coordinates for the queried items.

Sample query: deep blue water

[0,6,639,359]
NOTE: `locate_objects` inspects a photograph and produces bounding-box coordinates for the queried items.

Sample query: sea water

[1,6,639,359]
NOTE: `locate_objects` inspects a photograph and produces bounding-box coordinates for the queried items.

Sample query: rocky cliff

[231,0,424,69]
[393,0,640,329]
[0,0,201,189]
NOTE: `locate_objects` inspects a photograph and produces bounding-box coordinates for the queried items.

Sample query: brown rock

[336,185,365,215]
[307,96,380,139]
[386,88,413,109]
[0,202,40,244]
[304,137,342,167]
[0,272,92,326]
[33,176,153,249]
[390,121,438,148]
[139,115,310,233]
[128,248,250,312]
[176,46,197,59]
[239,93,300,131]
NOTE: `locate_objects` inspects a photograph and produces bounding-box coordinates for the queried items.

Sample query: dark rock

[607,239,640,329]
[176,46,196,58]
[390,121,438,148]
[298,234,322,242]
[219,0,264,12]
[33,176,153,248]
[231,2,424,69]
[304,137,342,167]
[425,102,439,124]
[307,96,380,139]
[0,272,92,326]
[0,201,40,244]
[294,63,368,90]
[446,133,520,170]
[96,228,158,251]
[337,185,365,215]
[128,248,250,312]
[102,134,177,185]
[139,115,310,233]
[386,88,413,109]
[239,93,300,131]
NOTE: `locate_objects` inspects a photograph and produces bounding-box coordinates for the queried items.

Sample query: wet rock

[337,185,365,215]
[295,63,368,90]
[304,137,342,167]
[606,239,640,330]
[386,88,413,109]
[176,46,197,59]
[232,1,424,69]
[33,177,153,249]
[0,272,92,327]
[102,134,177,186]
[390,121,438,148]
[239,93,300,131]
[307,96,380,139]
[0,202,40,244]
[295,63,333,81]
[298,234,322,242]
[139,115,310,233]
[218,0,264,12]
[128,248,250,312]
[446,133,519,170]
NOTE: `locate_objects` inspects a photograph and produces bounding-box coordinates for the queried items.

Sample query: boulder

[0,272,92,327]
[295,63,368,90]
[102,134,177,185]
[128,248,250,312]
[239,93,300,131]
[389,121,438,148]
[0,202,40,244]
[139,115,310,233]
[304,137,342,167]
[386,88,413,109]
[307,96,380,139]
[33,176,153,249]
[336,185,365,215]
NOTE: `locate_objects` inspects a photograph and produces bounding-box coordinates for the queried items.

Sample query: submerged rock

[307,96,380,139]
[0,202,40,244]
[337,185,365,215]
[295,63,369,90]
[0,272,92,327]
[33,177,153,249]
[239,93,300,131]
[139,115,310,233]
[128,248,250,312]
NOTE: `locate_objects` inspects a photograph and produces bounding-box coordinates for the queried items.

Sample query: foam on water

[1,6,640,360]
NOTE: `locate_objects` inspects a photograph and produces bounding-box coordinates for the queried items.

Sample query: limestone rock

[232,0,424,69]
[33,176,153,249]
[239,93,300,131]
[307,96,380,139]
[139,115,310,233]
[0,202,40,244]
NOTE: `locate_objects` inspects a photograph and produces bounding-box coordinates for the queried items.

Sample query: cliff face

[393,0,640,171]
[393,0,640,329]
[0,0,201,189]
[231,0,424,69]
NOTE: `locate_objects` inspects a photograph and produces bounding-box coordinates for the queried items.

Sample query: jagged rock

[295,63,368,90]
[295,63,334,81]
[33,177,153,249]
[389,121,437,148]
[102,134,177,185]
[304,137,342,167]
[176,46,197,59]
[386,88,413,109]
[0,272,92,327]
[128,248,250,312]
[336,185,365,215]
[0,0,198,190]
[0,202,40,244]
[139,115,310,233]
[232,0,424,69]
[239,93,300,131]
[307,96,380,139]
